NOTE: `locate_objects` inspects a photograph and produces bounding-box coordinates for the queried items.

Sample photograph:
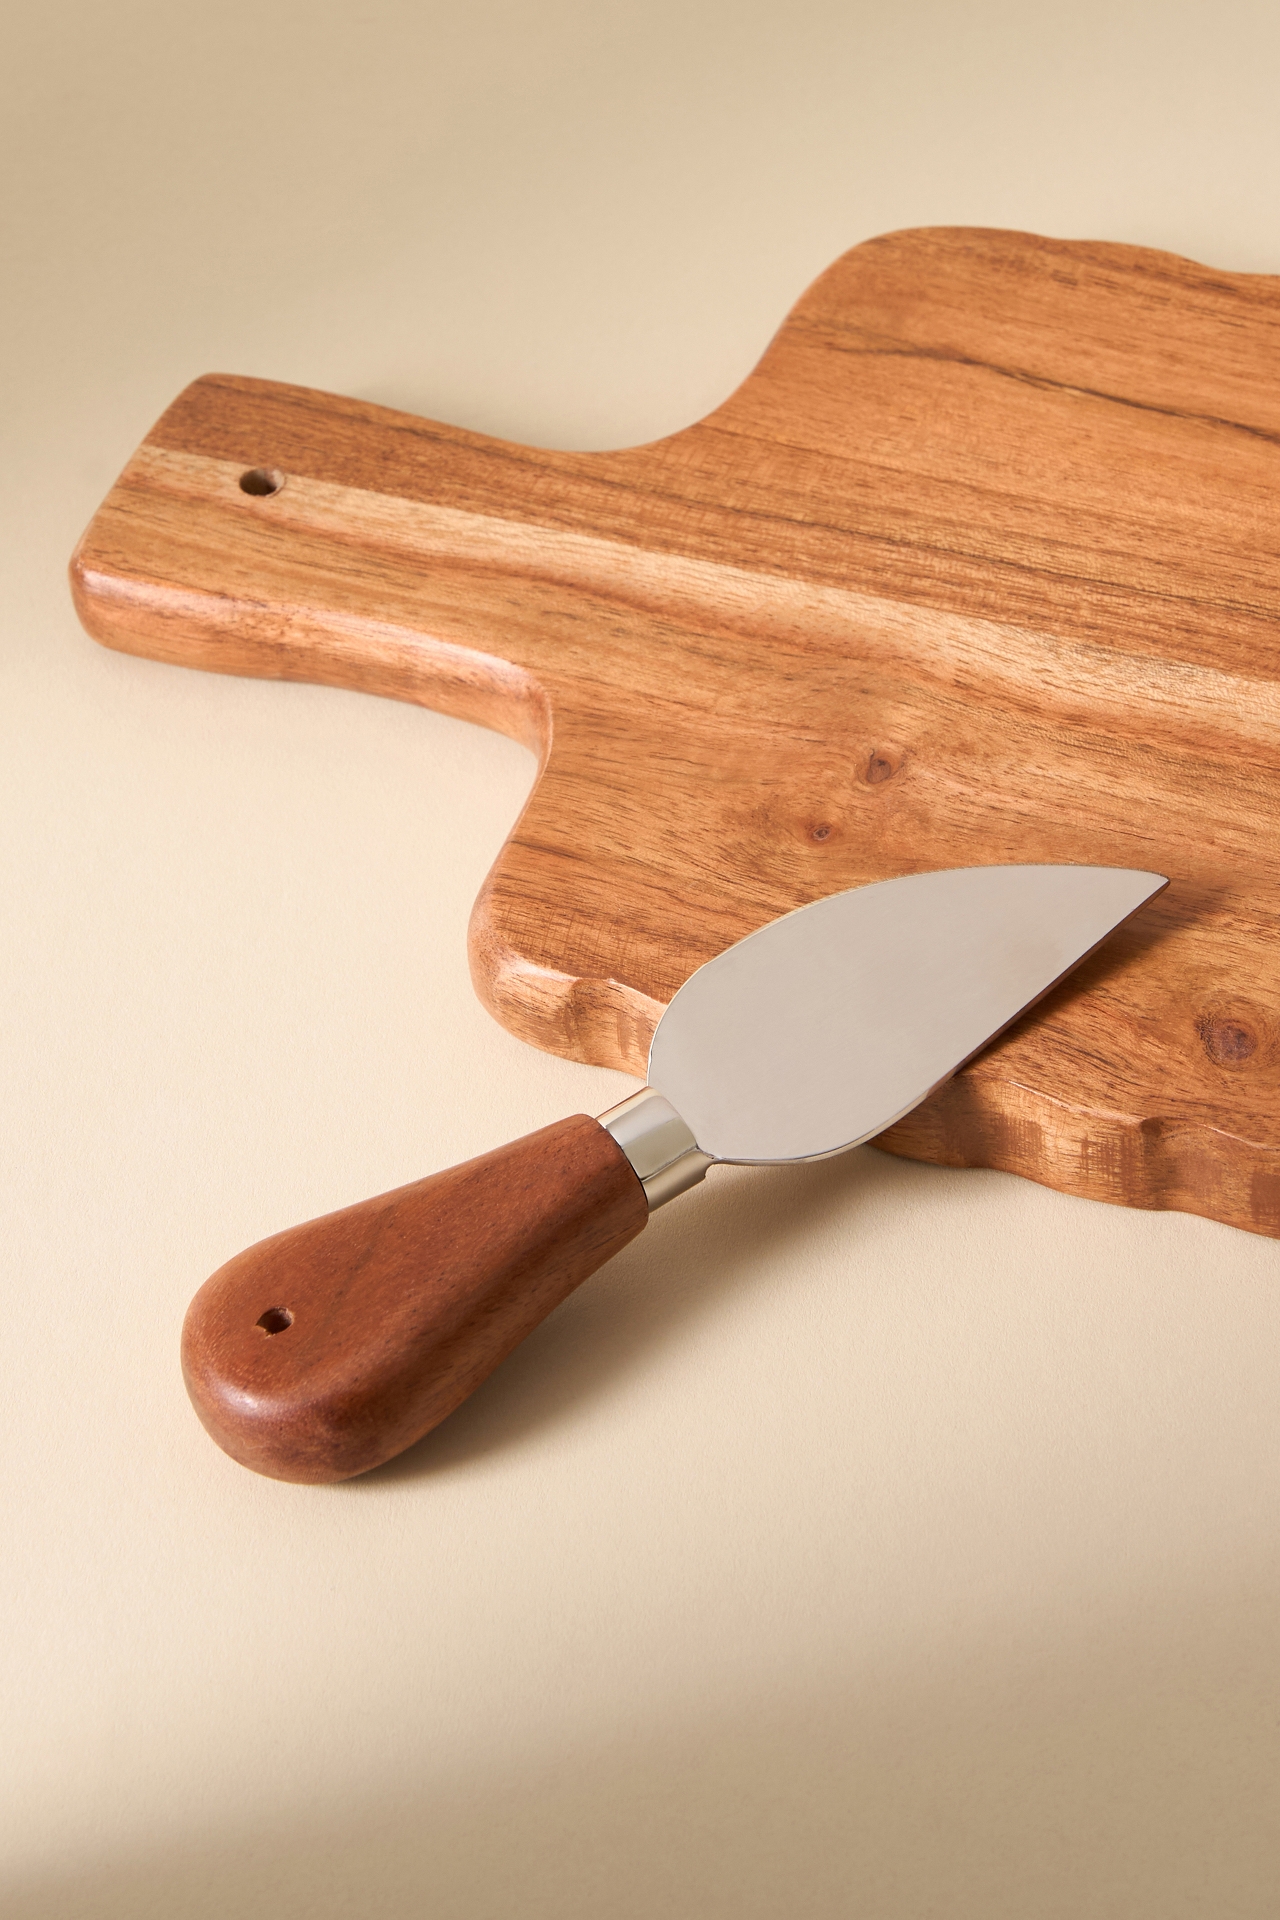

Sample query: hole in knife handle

[256,1307,293,1335]
[239,467,285,497]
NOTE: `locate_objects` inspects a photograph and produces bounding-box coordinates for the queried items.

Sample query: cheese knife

[182,862,1165,1481]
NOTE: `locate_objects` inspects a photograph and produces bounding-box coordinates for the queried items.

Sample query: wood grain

[71,228,1280,1237]
[181,1115,648,1482]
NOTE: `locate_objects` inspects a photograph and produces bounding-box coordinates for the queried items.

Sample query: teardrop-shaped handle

[181,1115,649,1482]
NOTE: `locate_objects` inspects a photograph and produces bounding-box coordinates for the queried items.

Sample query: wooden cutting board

[71,227,1280,1238]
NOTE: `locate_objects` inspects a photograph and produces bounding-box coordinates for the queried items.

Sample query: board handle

[181,1116,650,1482]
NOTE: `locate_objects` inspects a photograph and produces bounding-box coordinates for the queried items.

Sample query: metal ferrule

[598,1088,712,1211]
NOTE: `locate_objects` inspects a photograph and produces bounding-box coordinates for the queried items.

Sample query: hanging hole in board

[239,467,285,497]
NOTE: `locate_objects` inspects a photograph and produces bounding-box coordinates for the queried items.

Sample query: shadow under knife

[359,1141,926,1483]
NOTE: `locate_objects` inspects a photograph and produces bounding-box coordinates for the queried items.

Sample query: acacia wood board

[71,228,1280,1238]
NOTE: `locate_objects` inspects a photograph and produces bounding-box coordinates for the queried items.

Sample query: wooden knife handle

[180,1115,649,1482]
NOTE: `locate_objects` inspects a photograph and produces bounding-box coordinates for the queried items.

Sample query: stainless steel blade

[646,864,1165,1165]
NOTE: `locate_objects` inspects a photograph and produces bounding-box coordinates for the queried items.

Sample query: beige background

[4,3,1280,1913]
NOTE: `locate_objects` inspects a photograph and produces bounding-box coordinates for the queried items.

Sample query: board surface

[71,228,1280,1237]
